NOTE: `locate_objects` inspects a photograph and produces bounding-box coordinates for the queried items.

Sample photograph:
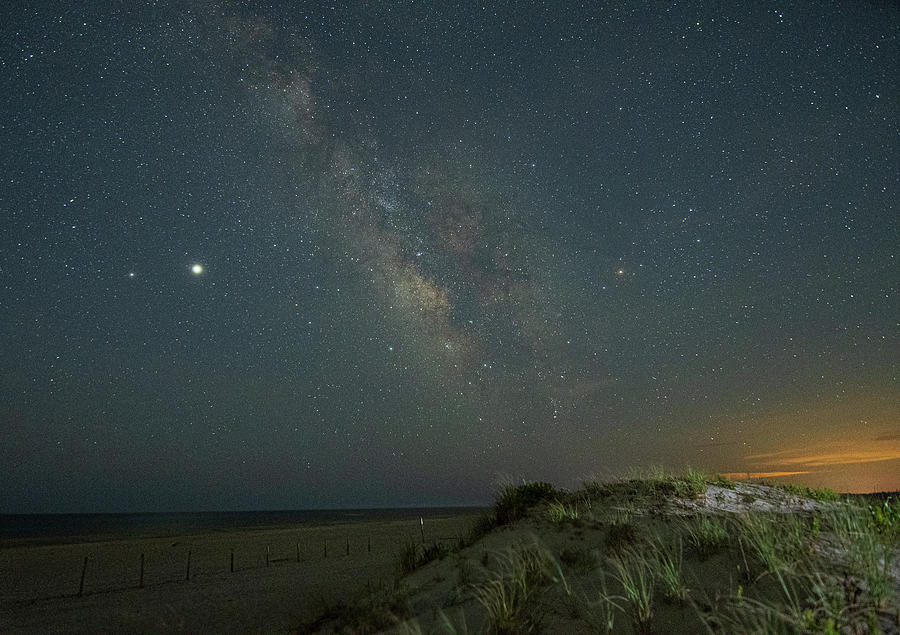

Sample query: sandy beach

[0,509,484,633]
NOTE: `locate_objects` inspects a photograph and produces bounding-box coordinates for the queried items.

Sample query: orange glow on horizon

[720,471,809,480]
[746,445,900,468]
[712,394,900,492]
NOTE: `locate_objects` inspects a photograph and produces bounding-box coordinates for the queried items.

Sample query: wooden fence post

[139,553,145,588]
[78,556,88,596]
[186,550,192,580]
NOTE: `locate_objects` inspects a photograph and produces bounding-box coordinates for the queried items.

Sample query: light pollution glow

[723,437,900,492]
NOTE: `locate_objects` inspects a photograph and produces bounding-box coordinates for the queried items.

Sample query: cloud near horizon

[720,471,809,480]
[745,438,900,470]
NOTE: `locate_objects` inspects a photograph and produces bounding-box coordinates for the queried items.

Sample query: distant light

[191,264,204,275]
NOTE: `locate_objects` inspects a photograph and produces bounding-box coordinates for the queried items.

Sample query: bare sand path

[0,509,483,633]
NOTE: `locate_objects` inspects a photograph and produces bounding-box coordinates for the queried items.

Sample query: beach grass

[310,468,900,634]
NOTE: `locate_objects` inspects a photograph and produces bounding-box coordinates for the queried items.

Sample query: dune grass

[494,481,559,526]
[868,496,900,544]
[310,470,899,634]
[398,538,451,576]
[609,549,655,633]
[682,513,730,560]
[738,511,809,576]
[825,501,895,609]
[468,540,558,633]
[648,534,686,603]
[761,481,842,502]
[546,500,580,523]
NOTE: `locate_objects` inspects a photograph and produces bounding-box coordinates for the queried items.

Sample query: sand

[0,510,484,633]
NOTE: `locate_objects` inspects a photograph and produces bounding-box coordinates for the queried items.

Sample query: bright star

[191,264,204,275]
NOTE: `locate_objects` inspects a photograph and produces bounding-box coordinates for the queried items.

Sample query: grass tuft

[494,481,558,526]
[466,511,497,544]
[826,502,895,608]
[675,466,709,499]
[713,473,737,489]
[738,512,808,577]
[610,549,655,634]
[397,539,450,575]
[868,496,900,544]
[310,580,412,634]
[547,499,580,523]
[761,481,841,502]
[649,534,686,602]
[682,514,730,560]
[398,538,420,576]
[469,540,556,633]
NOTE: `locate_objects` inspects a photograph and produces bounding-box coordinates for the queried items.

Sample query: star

[191,264,204,275]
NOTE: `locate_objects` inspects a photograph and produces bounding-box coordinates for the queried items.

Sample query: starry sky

[1,2,898,513]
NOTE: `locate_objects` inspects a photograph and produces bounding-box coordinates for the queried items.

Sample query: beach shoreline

[0,508,485,633]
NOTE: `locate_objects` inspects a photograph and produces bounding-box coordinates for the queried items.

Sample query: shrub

[494,481,558,525]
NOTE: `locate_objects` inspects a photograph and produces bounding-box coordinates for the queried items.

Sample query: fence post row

[67,526,408,597]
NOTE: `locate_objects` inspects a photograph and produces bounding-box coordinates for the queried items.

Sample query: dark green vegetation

[307,469,900,634]
[398,539,453,576]
[760,481,842,503]
[493,481,559,526]
[869,497,900,542]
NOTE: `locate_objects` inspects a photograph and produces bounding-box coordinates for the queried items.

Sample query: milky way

[1,2,897,512]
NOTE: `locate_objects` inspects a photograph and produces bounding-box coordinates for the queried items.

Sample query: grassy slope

[307,470,900,634]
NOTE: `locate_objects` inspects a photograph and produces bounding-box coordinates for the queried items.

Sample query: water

[0,507,483,547]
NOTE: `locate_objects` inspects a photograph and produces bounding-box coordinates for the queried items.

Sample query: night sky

[2,2,898,513]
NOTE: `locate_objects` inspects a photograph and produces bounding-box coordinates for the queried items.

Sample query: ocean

[0,507,484,547]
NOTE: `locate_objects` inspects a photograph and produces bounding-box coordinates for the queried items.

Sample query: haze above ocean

[0,507,485,547]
